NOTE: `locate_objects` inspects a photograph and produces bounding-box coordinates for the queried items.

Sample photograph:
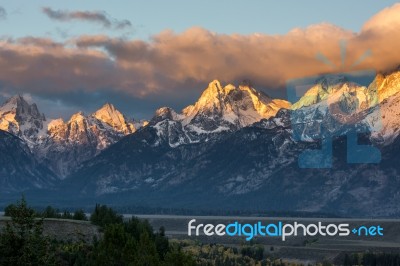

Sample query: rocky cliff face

[0,95,47,146]
[63,71,400,217]
[149,80,291,147]
[0,98,144,178]
[35,103,142,178]
[3,70,400,217]
[0,130,55,192]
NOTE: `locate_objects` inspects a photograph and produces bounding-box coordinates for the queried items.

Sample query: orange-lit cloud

[0,4,400,110]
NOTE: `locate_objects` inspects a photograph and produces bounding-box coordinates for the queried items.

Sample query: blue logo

[352,225,384,236]
[286,41,381,168]
[188,219,384,241]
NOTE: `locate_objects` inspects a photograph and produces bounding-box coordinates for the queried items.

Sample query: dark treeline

[5,204,88,221]
[111,205,341,218]
[0,198,312,265]
[0,197,195,265]
[1,198,399,265]
[1,201,340,218]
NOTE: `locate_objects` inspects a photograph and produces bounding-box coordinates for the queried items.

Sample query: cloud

[42,7,132,30]
[362,3,400,33]
[0,4,400,118]
[0,7,6,20]
[72,17,400,91]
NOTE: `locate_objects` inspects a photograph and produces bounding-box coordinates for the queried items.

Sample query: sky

[0,1,399,119]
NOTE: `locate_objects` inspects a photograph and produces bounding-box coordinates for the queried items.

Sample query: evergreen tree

[90,204,123,227]
[73,209,88,221]
[42,206,61,218]
[133,231,160,266]
[3,203,16,216]
[163,246,196,266]
[155,226,169,260]
[0,196,55,265]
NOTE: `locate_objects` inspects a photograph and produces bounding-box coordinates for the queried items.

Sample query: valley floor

[134,214,400,263]
[2,212,400,264]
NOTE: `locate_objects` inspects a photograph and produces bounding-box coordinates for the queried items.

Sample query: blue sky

[0,1,399,120]
[1,0,398,40]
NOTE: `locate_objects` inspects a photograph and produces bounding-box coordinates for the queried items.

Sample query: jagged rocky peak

[238,80,291,117]
[38,106,136,178]
[47,118,67,139]
[48,118,64,129]
[46,112,87,139]
[0,94,44,120]
[2,94,27,107]
[61,111,94,143]
[152,107,180,122]
[291,75,371,110]
[147,79,293,147]
[182,79,291,128]
[92,103,136,134]
[315,75,347,90]
[182,80,233,116]
[0,94,46,143]
[369,68,400,103]
[69,111,86,122]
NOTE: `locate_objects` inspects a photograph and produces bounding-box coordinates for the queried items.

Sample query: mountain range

[1,70,400,217]
[0,96,146,178]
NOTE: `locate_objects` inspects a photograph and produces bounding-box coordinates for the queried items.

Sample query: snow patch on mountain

[149,80,291,148]
[366,91,400,144]
[0,95,46,147]
[36,103,144,178]
[182,80,291,129]
[0,97,145,178]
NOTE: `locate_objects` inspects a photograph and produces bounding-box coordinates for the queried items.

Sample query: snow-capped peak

[154,107,181,122]
[1,95,29,110]
[315,75,347,90]
[148,79,291,148]
[368,69,400,104]
[40,104,141,178]
[182,80,232,115]
[181,79,290,128]
[47,118,64,132]
[291,77,370,111]
[0,94,46,144]
[0,94,43,120]
[92,103,136,134]
[69,111,86,122]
